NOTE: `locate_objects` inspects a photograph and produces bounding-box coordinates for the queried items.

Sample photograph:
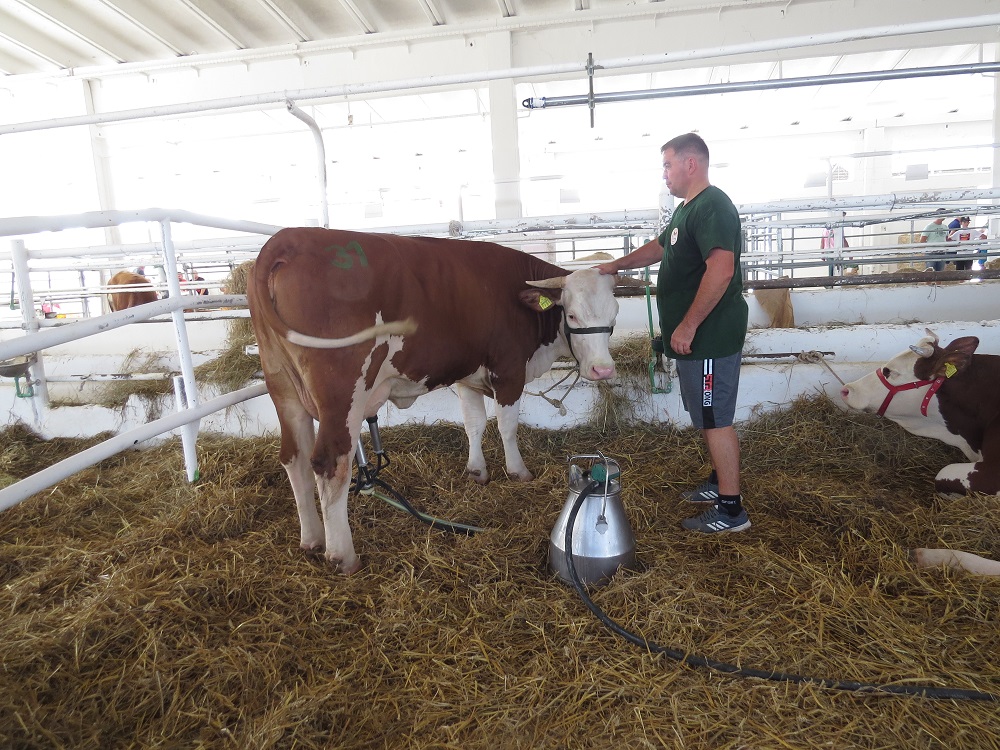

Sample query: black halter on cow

[248,227,641,573]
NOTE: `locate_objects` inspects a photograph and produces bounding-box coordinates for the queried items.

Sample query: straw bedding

[1,397,998,749]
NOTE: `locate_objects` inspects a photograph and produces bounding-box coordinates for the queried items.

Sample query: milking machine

[352,416,482,536]
[351,419,994,701]
[544,449,996,702]
[549,453,635,587]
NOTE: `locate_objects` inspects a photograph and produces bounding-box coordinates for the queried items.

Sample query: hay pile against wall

[1,397,997,748]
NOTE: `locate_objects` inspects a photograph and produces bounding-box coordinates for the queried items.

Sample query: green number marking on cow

[327,241,369,269]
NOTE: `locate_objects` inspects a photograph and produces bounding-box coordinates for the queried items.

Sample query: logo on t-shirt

[670,228,679,246]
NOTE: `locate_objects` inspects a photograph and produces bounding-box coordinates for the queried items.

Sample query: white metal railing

[0,383,268,512]
[0,209,277,513]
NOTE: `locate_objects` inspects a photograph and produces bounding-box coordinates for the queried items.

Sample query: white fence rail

[1,210,277,513]
[0,383,268,512]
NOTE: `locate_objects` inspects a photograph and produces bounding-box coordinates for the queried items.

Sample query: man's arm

[595,238,663,275]
[670,247,734,356]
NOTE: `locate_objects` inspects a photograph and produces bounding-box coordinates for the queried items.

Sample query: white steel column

[82,80,122,249]
[486,30,523,220]
[160,220,201,482]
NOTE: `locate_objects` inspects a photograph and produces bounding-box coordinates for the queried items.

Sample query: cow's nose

[591,365,615,380]
[840,386,850,400]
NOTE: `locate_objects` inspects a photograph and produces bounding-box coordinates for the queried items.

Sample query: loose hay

[195,260,261,392]
[593,336,657,432]
[52,349,175,419]
[1,397,998,749]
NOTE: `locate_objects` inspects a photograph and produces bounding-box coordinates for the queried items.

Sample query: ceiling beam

[495,0,515,19]
[0,26,62,71]
[176,0,247,49]
[256,0,309,43]
[12,0,125,63]
[96,0,186,56]
[414,0,445,26]
[336,0,377,34]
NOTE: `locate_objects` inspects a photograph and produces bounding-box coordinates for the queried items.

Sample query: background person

[919,213,950,271]
[947,216,975,270]
[596,132,750,535]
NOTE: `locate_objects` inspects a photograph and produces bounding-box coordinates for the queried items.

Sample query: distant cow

[108,271,157,312]
[840,329,999,496]
[248,227,630,573]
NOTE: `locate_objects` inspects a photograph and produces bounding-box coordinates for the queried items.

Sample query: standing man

[597,133,749,534]
[919,212,950,271]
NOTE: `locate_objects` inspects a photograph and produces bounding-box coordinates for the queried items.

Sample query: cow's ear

[931,336,979,379]
[520,288,562,312]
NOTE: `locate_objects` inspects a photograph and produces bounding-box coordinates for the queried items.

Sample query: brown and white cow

[108,271,158,312]
[840,329,1000,497]
[248,227,630,573]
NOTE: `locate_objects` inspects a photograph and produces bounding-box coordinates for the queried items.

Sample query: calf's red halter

[874,368,946,417]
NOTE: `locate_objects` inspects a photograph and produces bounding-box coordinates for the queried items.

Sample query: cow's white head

[521,270,644,381]
[840,328,979,418]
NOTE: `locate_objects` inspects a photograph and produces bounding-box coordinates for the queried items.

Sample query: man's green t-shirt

[655,185,748,360]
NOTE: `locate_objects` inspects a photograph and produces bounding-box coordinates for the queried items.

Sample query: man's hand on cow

[670,322,696,356]
[595,261,618,275]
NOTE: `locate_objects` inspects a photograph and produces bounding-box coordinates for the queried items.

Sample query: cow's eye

[567,313,577,322]
[881,367,891,378]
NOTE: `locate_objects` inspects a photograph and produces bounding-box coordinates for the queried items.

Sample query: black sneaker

[681,504,751,534]
[681,480,720,503]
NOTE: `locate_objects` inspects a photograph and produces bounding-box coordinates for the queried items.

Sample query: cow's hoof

[300,539,325,552]
[327,553,362,575]
[466,468,489,485]
[508,470,534,482]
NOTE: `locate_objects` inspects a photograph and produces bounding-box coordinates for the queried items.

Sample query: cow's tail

[251,236,417,350]
[285,319,418,349]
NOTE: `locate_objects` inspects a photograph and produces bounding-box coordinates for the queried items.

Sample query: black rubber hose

[372,478,481,536]
[564,479,997,702]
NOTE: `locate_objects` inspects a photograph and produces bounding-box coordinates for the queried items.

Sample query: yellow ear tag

[944,362,957,378]
[538,295,553,310]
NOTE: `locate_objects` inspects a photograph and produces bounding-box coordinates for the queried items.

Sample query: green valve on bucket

[590,463,620,483]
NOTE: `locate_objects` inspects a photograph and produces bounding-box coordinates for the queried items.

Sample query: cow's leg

[935,462,978,496]
[274,396,323,551]
[312,421,361,574]
[496,398,532,482]
[457,382,490,484]
[937,426,1000,496]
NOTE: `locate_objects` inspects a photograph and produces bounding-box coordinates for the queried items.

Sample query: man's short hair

[960,216,971,222]
[661,132,710,163]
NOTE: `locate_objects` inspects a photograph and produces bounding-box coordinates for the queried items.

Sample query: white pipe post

[173,375,200,482]
[160,220,201,483]
[0,383,269,513]
[8,239,49,406]
[286,100,330,228]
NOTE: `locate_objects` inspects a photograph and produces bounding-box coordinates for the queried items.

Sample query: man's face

[961,218,971,227]
[661,148,691,198]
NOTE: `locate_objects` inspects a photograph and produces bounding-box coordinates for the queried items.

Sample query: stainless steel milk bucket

[549,456,636,586]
